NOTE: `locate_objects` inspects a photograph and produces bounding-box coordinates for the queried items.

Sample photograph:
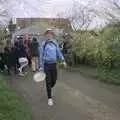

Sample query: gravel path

[7,69,120,120]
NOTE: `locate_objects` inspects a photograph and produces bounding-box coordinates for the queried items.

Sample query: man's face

[46,32,53,40]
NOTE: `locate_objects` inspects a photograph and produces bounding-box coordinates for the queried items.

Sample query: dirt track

[7,69,120,120]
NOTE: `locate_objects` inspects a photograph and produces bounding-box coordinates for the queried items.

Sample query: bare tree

[0,0,8,16]
[0,0,52,26]
[107,0,120,24]
[0,0,11,26]
[94,0,120,25]
[68,0,96,31]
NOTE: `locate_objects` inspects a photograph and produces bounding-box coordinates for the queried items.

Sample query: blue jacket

[40,40,64,67]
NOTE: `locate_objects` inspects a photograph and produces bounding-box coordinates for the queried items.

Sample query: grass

[70,64,120,86]
[0,76,32,120]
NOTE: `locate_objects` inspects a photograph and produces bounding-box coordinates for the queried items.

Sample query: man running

[39,29,67,106]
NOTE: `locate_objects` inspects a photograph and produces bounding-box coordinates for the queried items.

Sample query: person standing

[18,40,28,76]
[30,37,39,72]
[39,29,67,106]
[4,39,13,75]
[11,41,20,74]
[0,40,5,72]
[27,40,32,68]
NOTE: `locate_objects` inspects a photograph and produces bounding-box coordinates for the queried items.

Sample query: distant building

[16,18,71,32]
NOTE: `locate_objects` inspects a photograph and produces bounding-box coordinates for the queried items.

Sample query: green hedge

[71,25,120,69]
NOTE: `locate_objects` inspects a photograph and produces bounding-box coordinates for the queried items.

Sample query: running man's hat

[44,28,54,36]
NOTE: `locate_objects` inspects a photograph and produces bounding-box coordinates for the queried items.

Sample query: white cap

[46,28,53,31]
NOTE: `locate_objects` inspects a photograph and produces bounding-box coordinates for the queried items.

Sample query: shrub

[71,25,120,68]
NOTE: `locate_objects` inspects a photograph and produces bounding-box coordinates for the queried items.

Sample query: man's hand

[39,67,44,72]
[4,65,8,70]
[62,61,67,68]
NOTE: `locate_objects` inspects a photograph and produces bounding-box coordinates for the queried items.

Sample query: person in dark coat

[11,41,20,74]
[17,41,28,76]
[0,41,5,72]
[0,53,4,72]
[4,39,14,75]
[27,40,32,67]
[30,37,39,72]
[18,41,28,58]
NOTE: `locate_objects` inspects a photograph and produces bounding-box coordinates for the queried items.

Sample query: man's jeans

[44,63,57,98]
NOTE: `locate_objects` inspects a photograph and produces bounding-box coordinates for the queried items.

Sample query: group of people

[0,36,40,76]
[0,29,67,106]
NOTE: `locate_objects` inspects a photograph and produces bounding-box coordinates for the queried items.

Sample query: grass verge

[69,64,120,86]
[0,76,32,120]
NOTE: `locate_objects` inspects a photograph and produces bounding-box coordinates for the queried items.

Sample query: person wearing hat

[39,29,67,106]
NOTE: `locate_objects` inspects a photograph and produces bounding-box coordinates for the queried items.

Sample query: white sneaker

[18,68,22,73]
[24,72,27,75]
[18,72,25,76]
[0,70,3,73]
[48,99,54,106]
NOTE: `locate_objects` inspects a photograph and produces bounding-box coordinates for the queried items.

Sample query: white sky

[9,0,105,18]
[0,0,120,28]
[8,0,113,19]
[10,0,74,18]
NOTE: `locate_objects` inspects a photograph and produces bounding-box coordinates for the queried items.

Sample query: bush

[71,25,120,69]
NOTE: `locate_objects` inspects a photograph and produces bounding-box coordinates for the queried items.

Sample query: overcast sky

[0,0,74,25]
[9,0,74,18]
[0,0,111,19]
[0,0,120,28]
[8,0,106,18]
[8,0,115,20]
